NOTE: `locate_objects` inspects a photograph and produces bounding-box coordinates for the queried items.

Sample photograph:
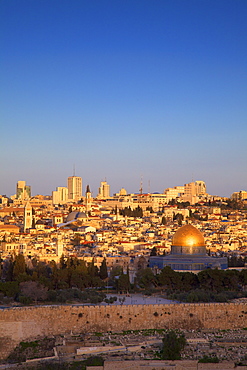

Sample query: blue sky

[1,0,247,197]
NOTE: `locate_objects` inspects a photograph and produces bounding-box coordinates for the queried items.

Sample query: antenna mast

[139,175,143,194]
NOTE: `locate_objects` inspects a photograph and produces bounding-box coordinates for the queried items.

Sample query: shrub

[198,355,219,363]
[47,290,57,301]
[0,281,19,298]
[19,295,32,305]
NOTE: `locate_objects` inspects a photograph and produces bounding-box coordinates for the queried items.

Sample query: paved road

[103,293,178,305]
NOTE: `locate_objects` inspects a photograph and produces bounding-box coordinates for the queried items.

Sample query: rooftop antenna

[139,175,143,194]
[73,164,75,177]
[148,180,150,194]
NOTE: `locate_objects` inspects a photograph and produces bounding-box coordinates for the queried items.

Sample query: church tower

[85,185,92,214]
[24,201,32,232]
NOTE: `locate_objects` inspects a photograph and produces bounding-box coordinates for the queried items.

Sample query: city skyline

[2,171,246,199]
[1,176,245,200]
[1,0,247,197]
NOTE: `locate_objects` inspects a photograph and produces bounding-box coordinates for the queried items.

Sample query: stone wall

[0,302,246,360]
[103,360,247,370]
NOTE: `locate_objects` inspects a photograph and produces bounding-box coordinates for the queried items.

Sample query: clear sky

[1,0,247,198]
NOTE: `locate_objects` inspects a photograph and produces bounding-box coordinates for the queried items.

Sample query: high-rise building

[181,181,207,204]
[67,176,82,201]
[195,181,206,196]
[16,181,31,200]
[97,180,110,199]
[52,187,68,205]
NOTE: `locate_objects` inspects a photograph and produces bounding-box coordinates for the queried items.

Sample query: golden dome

[172,224,205,247]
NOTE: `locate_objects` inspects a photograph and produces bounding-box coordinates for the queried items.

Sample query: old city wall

[0,302,246,359]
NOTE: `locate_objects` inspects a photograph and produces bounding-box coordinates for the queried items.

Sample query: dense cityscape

[1,177,247,268]
[0,177,246,368]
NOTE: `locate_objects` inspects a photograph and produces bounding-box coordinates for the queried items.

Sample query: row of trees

[119,206,143,218]
[1,254,109,290]
[1,254,247,304]
[228,255,246,267]
[135,266,247,295]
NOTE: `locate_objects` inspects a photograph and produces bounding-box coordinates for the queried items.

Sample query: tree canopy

[161,330,186,360]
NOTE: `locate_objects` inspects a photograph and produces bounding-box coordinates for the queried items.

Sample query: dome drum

[172,245,206,256]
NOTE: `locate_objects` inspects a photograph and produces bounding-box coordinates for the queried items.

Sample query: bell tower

[24,201,32,232]
[85,185,92,214]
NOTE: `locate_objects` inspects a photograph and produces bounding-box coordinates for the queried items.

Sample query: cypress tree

[99,258,108,280]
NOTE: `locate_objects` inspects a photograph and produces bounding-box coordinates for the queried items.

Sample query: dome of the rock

[171,224,206,255]
[172,224,205,247]
[149,224,228,271]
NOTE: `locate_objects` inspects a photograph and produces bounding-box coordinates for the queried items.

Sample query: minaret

[85,185,92,214]
[24,201,32,232]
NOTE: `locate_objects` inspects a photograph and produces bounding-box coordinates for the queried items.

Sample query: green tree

[0,258,2,279]
[87,258,99,278]
[161,216,167,225]
[56,268,69,289]
[13,254,26,280]
[4,258,14,281]
[222,270,240,291]
[240,269,247,289]
[59,254,66,269]
[70,269,85,289]
[0,281,19,297]
[135,268,157,289]
[161,330,186,360]
[87,259,101,287]
[198,269,224,293]
[158,266,182,292]
[168,198,177,205]
[99,258,108,280]
[180,272,199,292]
[173,213,183,225]
[73,260,91,289]
[117,272,130,293]
[110,265,123,278]
[150,246,157,256]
